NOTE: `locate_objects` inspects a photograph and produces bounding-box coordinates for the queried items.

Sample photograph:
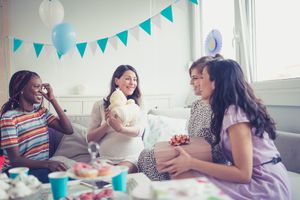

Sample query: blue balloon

[52,22,76,55]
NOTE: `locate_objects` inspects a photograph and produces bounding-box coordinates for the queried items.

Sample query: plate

[65,190,129,200]
[67,166,120,182]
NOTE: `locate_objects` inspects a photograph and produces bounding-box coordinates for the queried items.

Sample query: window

[199,0,300,106]
[201,0,235,60]
[254,0,300,82]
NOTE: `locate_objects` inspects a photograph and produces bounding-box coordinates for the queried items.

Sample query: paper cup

[48,171,69,200]
[112,166,129,192]
[8,167,29,179]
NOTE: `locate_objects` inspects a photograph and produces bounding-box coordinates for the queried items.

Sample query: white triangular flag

[68,46,76,58]
[130,26,140,41]
[174,0,187,11]
[43,45,54,57]
[152,14,162,29]
[89,41,97,55]
[108,36,118,50]
[22,42,32,56]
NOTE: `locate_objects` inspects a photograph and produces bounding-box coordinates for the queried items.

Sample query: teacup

[8,167,29,179]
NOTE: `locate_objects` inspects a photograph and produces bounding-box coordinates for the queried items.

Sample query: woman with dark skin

[0,70,73,183]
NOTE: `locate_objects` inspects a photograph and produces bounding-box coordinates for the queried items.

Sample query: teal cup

[48,171,69,200]
[112,166,129,192]
[8,167,29,179]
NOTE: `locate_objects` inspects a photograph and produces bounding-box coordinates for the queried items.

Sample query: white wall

[9,0,194,107]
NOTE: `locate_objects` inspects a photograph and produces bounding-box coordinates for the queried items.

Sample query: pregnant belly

[99,134,144,160]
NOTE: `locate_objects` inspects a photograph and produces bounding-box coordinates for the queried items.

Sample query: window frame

[197,0,300,107]
[247,0,300,107]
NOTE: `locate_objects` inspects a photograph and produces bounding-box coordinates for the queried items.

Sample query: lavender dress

[200,106,291,200]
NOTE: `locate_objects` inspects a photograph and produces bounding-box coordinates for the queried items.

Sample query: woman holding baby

[87,65,145,173]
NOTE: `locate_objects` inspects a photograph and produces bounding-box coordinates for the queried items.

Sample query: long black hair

[104,65,142,108]
[0,70,40,118]
[205,59,276,144]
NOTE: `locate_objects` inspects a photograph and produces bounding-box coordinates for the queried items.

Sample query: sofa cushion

[287,171,300,200]
[274,131,300,173]
[68,115,91,128]
[148,108,190,119]
[53,123,91,163]
[48,127,64,157]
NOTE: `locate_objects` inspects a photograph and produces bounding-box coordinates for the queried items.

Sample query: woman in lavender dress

[161,59,291,200]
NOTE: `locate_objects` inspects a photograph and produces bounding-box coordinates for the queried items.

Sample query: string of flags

[11,0,198,59]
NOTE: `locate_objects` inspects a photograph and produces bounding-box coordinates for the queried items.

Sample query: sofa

[52,108,300,199]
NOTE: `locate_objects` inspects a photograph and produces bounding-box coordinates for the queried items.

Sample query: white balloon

[39,0,64,28]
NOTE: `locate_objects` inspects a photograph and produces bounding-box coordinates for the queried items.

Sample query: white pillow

[53,123,91,163]
[144,114,187,148]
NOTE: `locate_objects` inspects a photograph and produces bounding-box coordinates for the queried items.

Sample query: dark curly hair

[0,70,41,154]
[104,65,142,108]
[0,70,40,117]
[205,59,276,145]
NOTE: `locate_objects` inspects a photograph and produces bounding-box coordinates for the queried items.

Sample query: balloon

[39,0,64,28]
[52,22,76,55]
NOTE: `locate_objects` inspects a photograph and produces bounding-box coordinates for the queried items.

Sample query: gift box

[154,137,212,179]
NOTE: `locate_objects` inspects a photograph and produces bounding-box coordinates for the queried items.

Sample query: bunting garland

[139,19,152,35]
[13,38,23,52]
[33,43,44,57]
[97,38,108,53]
[161,6,173,22]
[116,30,128,46]
[11,0,198,59]
[76,42,87,58]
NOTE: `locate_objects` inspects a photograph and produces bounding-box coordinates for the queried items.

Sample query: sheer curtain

[234,0,255,82]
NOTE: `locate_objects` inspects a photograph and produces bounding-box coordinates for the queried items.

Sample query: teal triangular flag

[97,38,108,53]
[189,0,198,5]
[76,42,87,58]
[13,38,23,52]
[57,51,62,59]
[139,19,151,35]
[33,43,44,58]
[117,30,128,46]
[161,6,173,22]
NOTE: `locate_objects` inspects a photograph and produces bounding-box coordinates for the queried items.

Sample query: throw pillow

[53,123,91,163]
[144,114,187,148]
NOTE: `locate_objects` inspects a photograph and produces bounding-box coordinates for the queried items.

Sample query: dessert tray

[66,166,120,182]
[0,173,42,200]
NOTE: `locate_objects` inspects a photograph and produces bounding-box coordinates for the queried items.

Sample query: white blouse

[88,100,145,164]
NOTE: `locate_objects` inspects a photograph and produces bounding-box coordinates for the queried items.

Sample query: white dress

[88,100,145,166]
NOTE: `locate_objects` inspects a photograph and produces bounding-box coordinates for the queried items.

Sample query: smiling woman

[87,65,145,174]
[0,70,73,183]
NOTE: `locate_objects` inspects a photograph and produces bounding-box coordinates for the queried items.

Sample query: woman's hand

[107,114,124,132]
[40,83,55,102]
[160,146,193,176]
[104,108,110,121]
[47,160,67,172]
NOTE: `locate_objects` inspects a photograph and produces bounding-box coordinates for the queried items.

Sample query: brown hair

[104,65,142,108]
[189,54,224,76]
